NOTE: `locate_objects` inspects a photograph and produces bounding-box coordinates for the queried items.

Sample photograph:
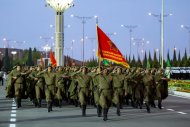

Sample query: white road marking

[177,112,187,115]
[10,118,16,122]
[11,107,16,110]
[9,124,16,127]
[167,109,175,111]
[12,104,16,107]
[11,114,16,117]
[11,110,16,113]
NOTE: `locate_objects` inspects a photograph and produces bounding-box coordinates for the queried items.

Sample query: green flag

[166,59,171,67]
[146,60,150,69]
[103,59,110,66]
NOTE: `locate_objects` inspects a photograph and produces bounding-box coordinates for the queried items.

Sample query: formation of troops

[5,64,169,121]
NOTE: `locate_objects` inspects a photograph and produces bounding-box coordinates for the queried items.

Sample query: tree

[143,51,147,68]
[26,48,33,66]
[33,48,41,65]
[148,51,152,68]
[178,50,181,67]
[2,48,11,72]
[181,48,188,67]
[131,55,136,67]
[137,55,142,67]
[152,50,159,68]
[172,47,177,67]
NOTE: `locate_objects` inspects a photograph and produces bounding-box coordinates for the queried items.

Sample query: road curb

[169,89,190,99]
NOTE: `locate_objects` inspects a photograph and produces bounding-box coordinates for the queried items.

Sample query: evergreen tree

[128,55,131,65]
[143,51,147,68]
[172,47,177,67]
[152,50,159,68]
[181,48,188,67]
[137,55,142,67]
[178,50,181,67]
[26,48,33,66]
[148,51,152,68]
[2,48,11,72]
[131,55,136,67]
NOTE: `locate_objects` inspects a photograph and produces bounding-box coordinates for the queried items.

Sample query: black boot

[82,105,86,116]
[59,100,62,108]
[50,101,53,111]
[145,103,150,113]
[47,101,51,112]
[103,108,108,121]
[16,98,20,108]
[117,104,120,116]
[97,105,102,117]
[158,99,162,109]
[18,99,22,108]
[38,99,41,107]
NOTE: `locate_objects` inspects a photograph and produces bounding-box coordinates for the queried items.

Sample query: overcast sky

[0,0,190,61]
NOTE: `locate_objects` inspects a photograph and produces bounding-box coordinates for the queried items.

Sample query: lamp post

[43,44,51,58]
[148,0,172,68]
[46,0,74,66]
[132,38,149,60]
[71,14,95,65]
[121,25,137,58]
[181,25,190,56]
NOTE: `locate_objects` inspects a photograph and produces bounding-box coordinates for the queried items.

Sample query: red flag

[40,53,45,68]
[96,25,130,68]
[49,49,57,67]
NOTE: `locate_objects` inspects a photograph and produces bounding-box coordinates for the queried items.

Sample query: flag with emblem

[96,25,130,68]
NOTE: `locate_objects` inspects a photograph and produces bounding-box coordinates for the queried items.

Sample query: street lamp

[132,38,149,59]
[121,24,137,58]
[43,44,51,58]
[71,14,96,65]
[181,25,190,56]
[46,0,74,66]
[148,0,172,68]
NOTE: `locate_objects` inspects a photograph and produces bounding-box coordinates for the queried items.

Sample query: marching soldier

[143,69,154,113]
[43,66,56,112]
[75,66,92,116]
[98,68,113,121]
[10,65,25,108]
[29,66,45,107]
[112,67,125,116]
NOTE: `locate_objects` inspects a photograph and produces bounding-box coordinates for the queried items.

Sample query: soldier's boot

[33,99,38,107]
[97,105,102,117]
[74,100,78,107]
[145,103,150,113]
[58,100,62,108]
[117,104,120,116]
[82,105,86,117]
[16,98,20,108]
[50,101,53,111]
[37,99,41,107]
[47,101,51,112]
[158,99,162,109]
[103,108,108,121]
[18,99,22,108]
[139,101,142,109]
[151,101,156,108]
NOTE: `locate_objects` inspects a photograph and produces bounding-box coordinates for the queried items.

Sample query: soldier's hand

[12,77,17,79]
[34,78,38,80]
[125,91,128,96]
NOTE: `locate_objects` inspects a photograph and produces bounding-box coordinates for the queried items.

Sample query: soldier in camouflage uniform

[55,66,69,107]
[10,65,25,108]
[43,66,56,112]
[112,67,125,116]
[75,66,92,116]
[98,68,113,121]
[29,66,45,107]
[143,69,154,113]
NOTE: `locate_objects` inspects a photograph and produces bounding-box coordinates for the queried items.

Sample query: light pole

[86,36,96,59]
[43,44,51,58]
[71,39,75,59]
[71,14,95,65]
[121,25,137,58]
[46,0,74,66]
[148,0,172,68]
[132,38,149,60]
[181,25,190,56]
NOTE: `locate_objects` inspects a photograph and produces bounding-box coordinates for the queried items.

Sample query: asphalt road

[0,84,190,127]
